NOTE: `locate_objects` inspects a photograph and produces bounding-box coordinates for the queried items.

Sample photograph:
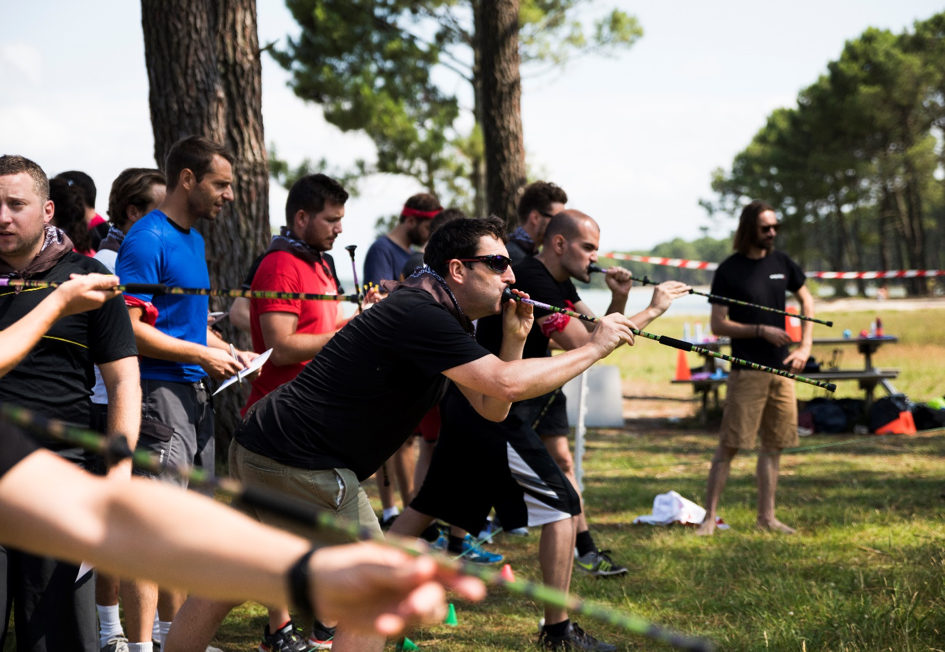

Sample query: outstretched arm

[0,449,484,635]
[446,311,636,420]
[0,273,122,377]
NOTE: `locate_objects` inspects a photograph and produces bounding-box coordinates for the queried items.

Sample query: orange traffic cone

[500,563,516,583]
[674,349,691,381]
[785,307,802,342]
[876,411,917,435]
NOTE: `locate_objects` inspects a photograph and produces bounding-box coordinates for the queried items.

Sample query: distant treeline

[701,13,945,296]
[585,235,731,290]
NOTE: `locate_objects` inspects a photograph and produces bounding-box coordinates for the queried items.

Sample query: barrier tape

[600,254,945,279]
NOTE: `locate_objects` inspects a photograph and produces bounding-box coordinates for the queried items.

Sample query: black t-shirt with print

[476,255,581,361]
[0,422,39,480]
[235,286,490,480]
[709,250,806,369]
[0,253,138,458]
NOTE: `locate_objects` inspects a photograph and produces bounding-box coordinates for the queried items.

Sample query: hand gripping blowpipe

[502,287,836,392]
[587,264,833,327]
[345,245,364,313]
[0,403,715,652]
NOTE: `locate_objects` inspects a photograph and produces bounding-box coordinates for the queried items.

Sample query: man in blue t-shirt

[115,136,256,650]
[361,192,441,527]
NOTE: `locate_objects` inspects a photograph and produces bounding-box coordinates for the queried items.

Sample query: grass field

[208,304,945,650]
[6,303,945,650]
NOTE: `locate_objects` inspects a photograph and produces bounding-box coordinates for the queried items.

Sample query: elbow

[496,376,524,404]
[483,407,511,423]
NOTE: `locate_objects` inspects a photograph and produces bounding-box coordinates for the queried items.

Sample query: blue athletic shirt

[363,235,413,285]
[116,210,210,382]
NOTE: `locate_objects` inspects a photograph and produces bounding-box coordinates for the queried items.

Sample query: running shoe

[574,549,627,577]
[258,621,312,652]
[435,534,504,564]
[380,514,398,530]
[537,621,617,651]
[455,535,504,565]
[307,620,335,649]
[100,635,129,652]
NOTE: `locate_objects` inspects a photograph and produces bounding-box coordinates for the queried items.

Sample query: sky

[2,1,942,279]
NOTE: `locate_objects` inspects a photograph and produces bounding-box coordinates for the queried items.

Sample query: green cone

[444,602,458,626]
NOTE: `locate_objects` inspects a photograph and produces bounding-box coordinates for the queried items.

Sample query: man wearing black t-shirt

[0,155,140,651]
[695,201,814,537]
[170,217,635,652]
[464,210,689,580]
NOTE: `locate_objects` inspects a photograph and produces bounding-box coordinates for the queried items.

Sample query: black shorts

[514,390,569,437]
[410,388,581,534]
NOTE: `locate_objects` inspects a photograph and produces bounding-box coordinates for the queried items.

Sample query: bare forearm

[710,317,760,339]
[270,331,336,367]
[0,453,307,608]
[627,305,662,331]
[132,320,206,364]
[498,344,601,402]
[0,293,66,375]
[605,295,628,318]
[106,377,142,453]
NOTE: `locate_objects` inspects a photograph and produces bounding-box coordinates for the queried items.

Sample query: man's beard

[406,223,426,246]
[753,234,775,251]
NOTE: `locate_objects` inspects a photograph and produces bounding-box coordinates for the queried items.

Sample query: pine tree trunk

[141,0,270,450]
[478,0,526,226]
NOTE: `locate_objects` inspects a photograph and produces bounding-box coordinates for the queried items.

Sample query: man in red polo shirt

[243,174,349,417]
[242,173,350,650]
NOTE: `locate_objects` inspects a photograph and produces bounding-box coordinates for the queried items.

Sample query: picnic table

[672,336,900,424]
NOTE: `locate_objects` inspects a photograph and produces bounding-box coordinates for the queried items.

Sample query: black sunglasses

[452,255,512,273]
[760,223,781,233]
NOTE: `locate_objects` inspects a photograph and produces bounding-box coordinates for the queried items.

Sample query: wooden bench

[673,369,901,425]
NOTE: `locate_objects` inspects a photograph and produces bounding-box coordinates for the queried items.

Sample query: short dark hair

[429,208,467,236]
[517,181,567,224]
[164,136,234,192]
[424,215,506,276]
[49,178,93,252]
[400,192,442,223]
[285,173,349,226]
[0,155,49,201]
[55,170,97,209]
[544,209,597,244]
[108,168,166,229]
[733,200,776,254]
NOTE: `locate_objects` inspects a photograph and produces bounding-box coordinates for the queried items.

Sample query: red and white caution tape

[600,252,718,270]
[805,270,945,279]
[601,253,944,279]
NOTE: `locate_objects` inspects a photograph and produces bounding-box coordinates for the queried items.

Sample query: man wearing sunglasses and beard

[394,210,690,651]
[166,217,638,652]
[695,200,814,537]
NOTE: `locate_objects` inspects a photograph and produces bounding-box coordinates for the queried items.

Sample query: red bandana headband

[401,206,441,220]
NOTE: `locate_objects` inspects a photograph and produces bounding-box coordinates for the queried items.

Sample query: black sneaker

[380,514,398,530]
[420,522,442,543]
[307,620,336,649]
[537,622,617,651]
[574,549,627,577]
[258,621,312,652]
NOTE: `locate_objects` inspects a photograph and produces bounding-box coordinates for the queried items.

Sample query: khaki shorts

[229,440,383,543]
[719,368,798,450]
